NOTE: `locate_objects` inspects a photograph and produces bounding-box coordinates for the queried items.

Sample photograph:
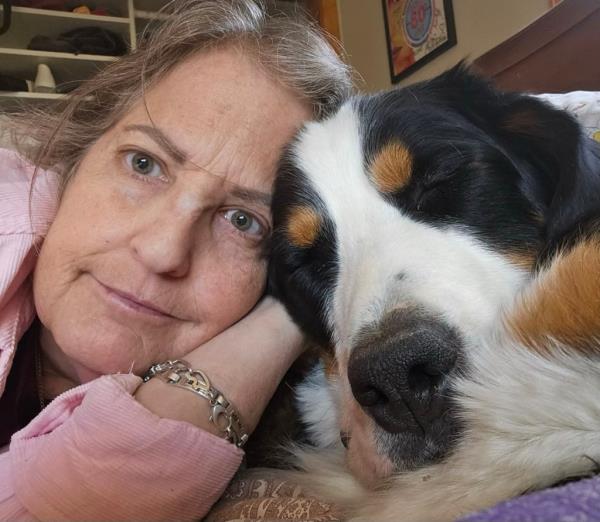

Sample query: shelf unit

[0,0,167,107]
[0,0,328,108]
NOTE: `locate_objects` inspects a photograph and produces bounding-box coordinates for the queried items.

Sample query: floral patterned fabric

[205,468,342,522]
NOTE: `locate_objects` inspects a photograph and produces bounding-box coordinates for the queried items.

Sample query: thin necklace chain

[34,344,46,410]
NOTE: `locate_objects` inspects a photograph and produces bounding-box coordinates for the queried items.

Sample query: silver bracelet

[143,360,248,448]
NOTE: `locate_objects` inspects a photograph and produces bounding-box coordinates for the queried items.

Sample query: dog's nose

[347,309,461,434]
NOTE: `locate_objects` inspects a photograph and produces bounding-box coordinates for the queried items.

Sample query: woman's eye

[223,209,264,237]
[126,152,163,178]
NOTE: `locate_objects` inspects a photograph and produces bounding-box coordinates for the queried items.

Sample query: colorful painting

[382,0,457,83]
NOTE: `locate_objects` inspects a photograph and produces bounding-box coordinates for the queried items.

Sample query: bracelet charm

[143,360,248,448]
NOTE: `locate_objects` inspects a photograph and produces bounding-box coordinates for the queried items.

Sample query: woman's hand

[134,297,304,439]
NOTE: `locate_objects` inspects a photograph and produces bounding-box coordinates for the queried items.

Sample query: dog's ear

[432,65,600,254]
[494,97,600,253]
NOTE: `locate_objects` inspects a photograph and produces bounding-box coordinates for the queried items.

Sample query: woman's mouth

[93,277,176,319]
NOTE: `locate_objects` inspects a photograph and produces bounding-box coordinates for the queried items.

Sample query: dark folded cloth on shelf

[28,26,128,56]
[0,74,28,92]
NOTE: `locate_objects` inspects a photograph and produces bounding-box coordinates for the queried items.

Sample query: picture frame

[382,0,457,83]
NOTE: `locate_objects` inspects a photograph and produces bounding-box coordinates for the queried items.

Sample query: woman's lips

[93,277,176,319]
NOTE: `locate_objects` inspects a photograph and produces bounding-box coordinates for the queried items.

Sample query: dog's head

[268,66,600,487]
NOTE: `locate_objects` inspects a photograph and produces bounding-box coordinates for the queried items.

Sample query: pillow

[536,91,600,142]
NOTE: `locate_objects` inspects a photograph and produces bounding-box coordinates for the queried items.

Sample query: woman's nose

[129,208,197,278]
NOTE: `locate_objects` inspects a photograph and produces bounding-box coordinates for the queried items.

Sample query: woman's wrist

[134,297,303,440]
[143,360,249,446]
[182,297,304,432]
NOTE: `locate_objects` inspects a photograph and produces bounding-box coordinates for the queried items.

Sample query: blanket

[207,471,600,522]
[205,468,342,522]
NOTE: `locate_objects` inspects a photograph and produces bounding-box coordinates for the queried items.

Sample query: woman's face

[33,47,311,384]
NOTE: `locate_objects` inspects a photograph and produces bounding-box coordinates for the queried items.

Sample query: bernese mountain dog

[268,66,600,521]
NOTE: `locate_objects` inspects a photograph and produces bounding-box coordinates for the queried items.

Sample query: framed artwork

[382,0,457,83]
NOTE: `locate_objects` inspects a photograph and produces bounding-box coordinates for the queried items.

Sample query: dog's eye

[418,175,453,201]
[415,163,462,212]
[421,177,449,193]
[420,160,463,193]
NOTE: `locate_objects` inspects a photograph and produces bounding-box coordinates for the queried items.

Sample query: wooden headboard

[473,0,600,93]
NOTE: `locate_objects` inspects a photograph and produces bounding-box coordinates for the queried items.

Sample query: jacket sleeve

[0,373,244,521]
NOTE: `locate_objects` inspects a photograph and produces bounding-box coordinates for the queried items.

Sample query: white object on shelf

[33,64,56,93]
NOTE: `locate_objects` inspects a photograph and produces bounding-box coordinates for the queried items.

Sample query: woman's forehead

[140,46,310,129]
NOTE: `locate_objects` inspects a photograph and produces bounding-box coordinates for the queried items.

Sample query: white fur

[295,362,342,449]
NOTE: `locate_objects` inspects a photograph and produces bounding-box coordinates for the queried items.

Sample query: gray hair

[9,0,353,188]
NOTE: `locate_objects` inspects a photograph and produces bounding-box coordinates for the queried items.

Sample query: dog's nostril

[356,385,388,407]
[407,364,443,395]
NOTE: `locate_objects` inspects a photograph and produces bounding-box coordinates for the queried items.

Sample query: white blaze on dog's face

[269,68,600,488]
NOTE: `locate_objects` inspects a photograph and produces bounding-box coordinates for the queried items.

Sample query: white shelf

[0,91,67,100]
[0,47,118,61]
[0,47,117,89]
[0,91,95,102]
[0,91,69,110]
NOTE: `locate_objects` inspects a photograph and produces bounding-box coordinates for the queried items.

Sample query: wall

[338,0,551,92]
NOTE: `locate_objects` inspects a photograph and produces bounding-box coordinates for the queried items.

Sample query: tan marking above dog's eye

[370,141,414,193]
[286,206,321,248]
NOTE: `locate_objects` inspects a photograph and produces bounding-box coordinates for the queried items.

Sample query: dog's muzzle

[348,308,462,438]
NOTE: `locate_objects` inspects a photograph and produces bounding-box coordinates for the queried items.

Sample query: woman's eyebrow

[123,124,187,164]
[124,124,271,206]
[231,186,272,207]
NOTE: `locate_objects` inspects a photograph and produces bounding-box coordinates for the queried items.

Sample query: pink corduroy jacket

[0,148,243,521]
